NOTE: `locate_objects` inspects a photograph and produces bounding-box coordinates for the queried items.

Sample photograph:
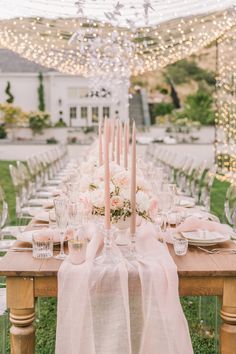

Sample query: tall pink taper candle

[127,120,130,157]
[120,122,123,155]
[130,121,136,234]
[104,118,110,230]
[98,117,103,166]
[111,119,116,161]
[116,120,120,165]
[124,122,128,170]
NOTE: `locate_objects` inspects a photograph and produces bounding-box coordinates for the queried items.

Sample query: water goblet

[54,197,69,260]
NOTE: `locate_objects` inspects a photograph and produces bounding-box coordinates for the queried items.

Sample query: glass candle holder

[68,239,87,265]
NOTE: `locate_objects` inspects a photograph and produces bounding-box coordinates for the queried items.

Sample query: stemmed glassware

[157,192,174,231]
[54,197,69,260]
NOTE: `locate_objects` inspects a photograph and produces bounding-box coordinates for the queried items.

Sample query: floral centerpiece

[78,160,157,226]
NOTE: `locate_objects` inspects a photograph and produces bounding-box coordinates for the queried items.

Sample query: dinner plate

[34,211,50,223]
[17,229,60,244]
[181,231,230,246]
[178,199,195,208]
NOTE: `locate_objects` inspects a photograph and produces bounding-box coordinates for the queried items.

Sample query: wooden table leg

[6,277,35,354]
[221,279,236,354]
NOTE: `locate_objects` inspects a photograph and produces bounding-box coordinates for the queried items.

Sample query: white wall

[0,72,129,126]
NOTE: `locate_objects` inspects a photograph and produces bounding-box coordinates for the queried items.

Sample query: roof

[0,48,53,73]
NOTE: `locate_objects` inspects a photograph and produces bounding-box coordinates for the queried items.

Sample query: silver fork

[198,247,236,254]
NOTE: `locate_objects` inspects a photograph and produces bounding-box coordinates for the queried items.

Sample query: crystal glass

[173,236,188,256]
[32,231,53,259]
[68,201,82,231]
[66,182,80,202]
[94,226,120,265]
[54,197,68,260]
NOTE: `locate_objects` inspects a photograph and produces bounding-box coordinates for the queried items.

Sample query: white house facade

[0,49,129,126]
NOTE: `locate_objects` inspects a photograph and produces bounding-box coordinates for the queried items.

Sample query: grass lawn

[0,161,231,354]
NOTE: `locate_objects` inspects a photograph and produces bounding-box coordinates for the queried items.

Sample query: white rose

[136,191,151,212]
[90,189,104,208]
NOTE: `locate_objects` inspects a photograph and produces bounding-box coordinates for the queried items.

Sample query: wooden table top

[1,240,236,278]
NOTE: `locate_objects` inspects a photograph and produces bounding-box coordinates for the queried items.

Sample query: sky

[0,0,235,26]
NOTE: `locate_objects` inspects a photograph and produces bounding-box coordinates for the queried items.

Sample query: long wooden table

[1,241,236,354]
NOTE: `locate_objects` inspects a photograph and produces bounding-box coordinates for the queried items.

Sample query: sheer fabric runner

[56,223,193,354]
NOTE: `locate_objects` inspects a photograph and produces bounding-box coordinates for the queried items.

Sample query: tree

[5,81,14,103]
[38,72,45,111]
[28,111,50,135]
[0,103,28,127]
[183,88,215,125]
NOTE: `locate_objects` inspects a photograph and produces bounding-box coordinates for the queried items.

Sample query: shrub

[54,118,67,127]
[5,81,14,103]
[0,125,7,139]
[38,72,45,111]
[46,137,58,144]
[28,111,50,135]
[153,102,174,116]
[184,88,215,125]
[0,103,28,127]
[165,59,215,86]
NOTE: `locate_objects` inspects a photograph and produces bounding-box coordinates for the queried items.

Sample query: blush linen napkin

[176,216,233,235]
[56,223,193,354]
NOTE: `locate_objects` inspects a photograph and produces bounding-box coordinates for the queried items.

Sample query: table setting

[4,119,235,354]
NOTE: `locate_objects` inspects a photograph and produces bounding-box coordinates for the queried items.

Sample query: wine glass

[157,192,174,231]
[0,200,9,250]
[68,201,83,232]
[54,197,69,260]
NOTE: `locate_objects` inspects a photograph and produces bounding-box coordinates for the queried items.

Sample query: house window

[92,107,99,123]
[103,106,110,118]
[68,88,79,99]
[79,88,90,98]
[81,107,88,120]
[69,106,77,119]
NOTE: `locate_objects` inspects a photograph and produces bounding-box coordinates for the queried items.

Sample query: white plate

[34,211,49,223]
[181,231,230,246]
[17,229,60,244]
[179,199,195,208]
[17,230,39,243]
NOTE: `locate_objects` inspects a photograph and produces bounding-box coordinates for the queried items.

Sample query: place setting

[1,1,236,353]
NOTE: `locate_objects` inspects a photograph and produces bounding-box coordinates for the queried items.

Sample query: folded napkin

[176,216,232,235]
[34,227,74,243]
[42,199,54,209]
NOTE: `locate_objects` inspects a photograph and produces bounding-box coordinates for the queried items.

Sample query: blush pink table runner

[56,223,193,354]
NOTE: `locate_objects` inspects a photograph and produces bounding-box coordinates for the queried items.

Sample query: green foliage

[0,161,17,225]
[46,137,58,144]
[0,125,7,139]
[0,103,28,127]
[28,111,50,135]
[38,72,45,112]
[0,161,229,354]
[165,59,215,86]
[179,88,215,125]
[5,81,14,104]
[159,87,168,95]
[153,102,174,116]
[54,118,67,127]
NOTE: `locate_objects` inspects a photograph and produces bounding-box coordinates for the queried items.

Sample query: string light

[0,8,235,77]
[216,26,236,182]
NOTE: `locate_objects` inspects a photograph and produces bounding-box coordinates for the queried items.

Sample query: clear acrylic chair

[224,183,236,231]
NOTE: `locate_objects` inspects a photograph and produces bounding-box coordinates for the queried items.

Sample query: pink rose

[113,171,130,189]
[110,196,124,210]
